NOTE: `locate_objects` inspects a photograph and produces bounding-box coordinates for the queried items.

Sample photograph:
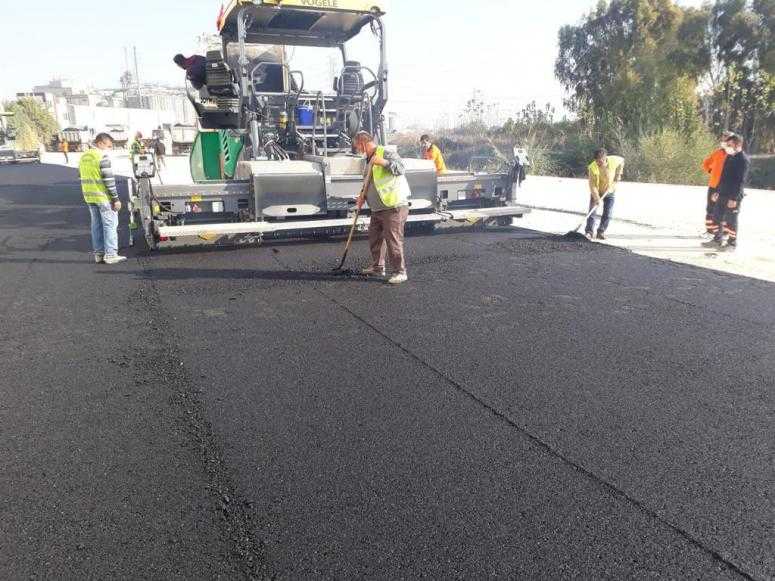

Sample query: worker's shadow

[109,267,384,284]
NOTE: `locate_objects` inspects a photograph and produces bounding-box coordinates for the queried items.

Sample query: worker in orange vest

[59,138,69,164]
[420,134,447,174]
[703,134,750,251]
[702,130,734,236]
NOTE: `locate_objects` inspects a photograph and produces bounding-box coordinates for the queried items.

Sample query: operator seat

[205,50,239,97]
[337,61,365,102]
[334,61,366,138]
[189,50,240,130]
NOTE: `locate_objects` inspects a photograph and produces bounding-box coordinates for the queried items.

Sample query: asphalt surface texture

[1,162,772,580]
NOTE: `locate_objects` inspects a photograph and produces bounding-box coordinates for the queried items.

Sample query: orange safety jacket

[702,148,727,189]
[423,144,447,174]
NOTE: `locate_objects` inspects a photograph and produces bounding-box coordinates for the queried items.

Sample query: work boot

[596,231,607,240]
[387,272,408,285]
[361,265,385,277]
[701,238,723,249]
[103,255,128,265]
[94,253,105,264]
[584,232,594,241]
[725,239,738,251]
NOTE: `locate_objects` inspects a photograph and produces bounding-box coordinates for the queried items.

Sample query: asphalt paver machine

[129,0,530,249]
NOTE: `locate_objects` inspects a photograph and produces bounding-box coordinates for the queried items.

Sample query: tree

[5,98,58,148]
[500,102,561,175]
[458,92,493,139]
[555,0,707,140]
[704,0,774,151]
[15,123,39,151]
[754,0,774,73]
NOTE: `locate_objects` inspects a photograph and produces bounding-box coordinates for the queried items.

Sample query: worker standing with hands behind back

[702,130,734,237]
[704,134,750,251]
[79,133,126,264]
[354,131,411,285]
[586,148,624,240]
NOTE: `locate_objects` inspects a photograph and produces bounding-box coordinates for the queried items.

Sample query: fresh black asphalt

[1,162,772,579]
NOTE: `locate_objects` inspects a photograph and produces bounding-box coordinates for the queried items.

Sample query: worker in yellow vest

[59,138,69,164]
[586,148,624,240]
[79,133,126,264]
[354,131,411,285]
[420,134,447,174]
[130,132,146,156]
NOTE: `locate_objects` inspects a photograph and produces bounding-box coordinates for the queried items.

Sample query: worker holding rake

[354,131,411,285]
[586,148,624,240]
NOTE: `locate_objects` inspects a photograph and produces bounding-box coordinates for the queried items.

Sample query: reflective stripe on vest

[79,149,110,204]
[372,146,406,208]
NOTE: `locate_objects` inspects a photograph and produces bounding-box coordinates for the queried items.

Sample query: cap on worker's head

[94,133,113,145]
[594,147,607,160]
[173,54,186,66]
[726,134,743,147]
[420,134,431,142]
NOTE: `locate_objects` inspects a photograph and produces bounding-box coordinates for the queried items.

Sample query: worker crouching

[354,131,411,285]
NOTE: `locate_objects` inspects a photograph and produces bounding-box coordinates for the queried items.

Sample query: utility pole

[133,46,141,91]
[121,47,131,103]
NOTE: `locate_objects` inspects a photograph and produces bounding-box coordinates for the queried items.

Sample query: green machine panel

[190,131,244,183]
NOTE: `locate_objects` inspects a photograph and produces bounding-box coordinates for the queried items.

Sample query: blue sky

[1,0,703,128]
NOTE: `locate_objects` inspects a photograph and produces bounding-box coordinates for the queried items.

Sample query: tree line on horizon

[556,0,772,152]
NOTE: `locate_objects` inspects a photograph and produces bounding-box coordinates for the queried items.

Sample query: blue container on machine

[296,105,314,126]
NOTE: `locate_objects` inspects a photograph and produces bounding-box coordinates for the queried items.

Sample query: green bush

[391,122,751,188]
[518,142,560,177]
[621,128,717,185]
[547,132,601,177]
[749,156,775,190]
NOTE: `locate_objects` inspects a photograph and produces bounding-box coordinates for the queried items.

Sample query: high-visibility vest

[372,146,410,209]
[702,148,727,189]
[423,144,447,174]
[588,155,624,195]
[79,149,110,204]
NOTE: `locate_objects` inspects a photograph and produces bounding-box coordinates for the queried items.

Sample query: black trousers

[712,196,742,241]
[705,187,718,234]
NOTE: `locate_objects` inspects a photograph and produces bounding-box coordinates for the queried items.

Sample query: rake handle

[335,160,374,270]
[573,190,613,232]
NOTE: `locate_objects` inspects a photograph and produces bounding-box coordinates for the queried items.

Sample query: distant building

[33,79,78,98]
[127,88,196,126]
[18,79,197,135]
[0,104,12,146]
[67,93,103,107]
